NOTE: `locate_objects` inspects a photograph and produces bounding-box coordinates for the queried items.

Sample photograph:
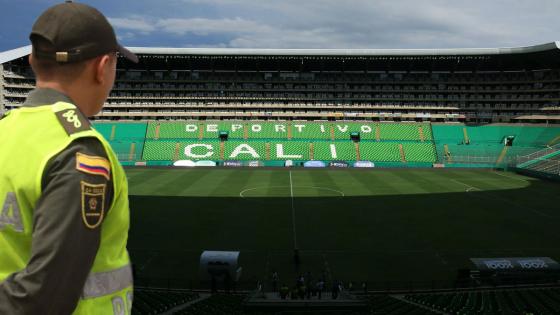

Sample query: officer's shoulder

[53,104,92,136]
[67,137,112,181]
[68,137,109,159]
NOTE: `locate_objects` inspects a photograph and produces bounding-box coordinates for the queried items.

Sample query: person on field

[0,2,137,314]
[279,284,289,299]
[271,270,279,292]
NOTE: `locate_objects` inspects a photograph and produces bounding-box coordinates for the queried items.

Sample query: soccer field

[126,168,560,290]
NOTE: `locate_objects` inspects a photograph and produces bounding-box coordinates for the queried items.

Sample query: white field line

[491,170,560,201]
[451,179,480,192]
[238,186,344,198]
[452,178,555,219]
[138,252,157,271]
[289,171,298,249]
[492,170,529,182]
[435,252,448,265]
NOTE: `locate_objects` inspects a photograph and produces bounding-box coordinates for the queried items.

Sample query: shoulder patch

[76,152,111,180]
[81,181,106,229]
[54,108,90,135]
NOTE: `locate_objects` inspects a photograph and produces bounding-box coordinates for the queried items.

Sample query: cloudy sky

[0,0,558,52]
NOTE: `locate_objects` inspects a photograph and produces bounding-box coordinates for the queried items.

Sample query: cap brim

[117,44,138,63]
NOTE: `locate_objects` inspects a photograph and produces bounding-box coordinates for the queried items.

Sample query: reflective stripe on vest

[82,264,133,299]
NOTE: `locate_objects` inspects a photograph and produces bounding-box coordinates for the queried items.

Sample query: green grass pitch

[125,168,560,290]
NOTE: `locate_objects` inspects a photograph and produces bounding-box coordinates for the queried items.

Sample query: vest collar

[23,88,75,108]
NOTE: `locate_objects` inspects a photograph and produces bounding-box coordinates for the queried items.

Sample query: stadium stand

[369,295,438,315]
[432,124,560,165]
[404,287,560,315]
[3,43,560,124]
[132,289,199,315]
[168,293,439,315]
[89,120,560,167]
[526,156,560,173]
[103,121,443,164]
[93,122,147,162]
[129,287,560,315]
[172,294,245,315]
[518,147,560,174]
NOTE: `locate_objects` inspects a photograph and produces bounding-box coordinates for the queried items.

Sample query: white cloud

[117,32,137,41]
[108,17,156,34]
[155,17,266,36]
[109,0,560,48]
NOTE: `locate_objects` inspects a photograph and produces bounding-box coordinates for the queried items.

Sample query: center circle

[239,185,345,198]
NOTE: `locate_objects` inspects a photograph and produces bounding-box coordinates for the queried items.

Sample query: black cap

[30,2,138,63]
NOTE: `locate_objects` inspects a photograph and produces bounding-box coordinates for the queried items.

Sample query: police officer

[0,2,138,314]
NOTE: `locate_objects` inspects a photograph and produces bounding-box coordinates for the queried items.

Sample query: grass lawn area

[125,168,560,290]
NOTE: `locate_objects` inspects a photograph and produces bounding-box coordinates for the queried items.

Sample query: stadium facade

[1,42,559,123]
[4,45,560,314]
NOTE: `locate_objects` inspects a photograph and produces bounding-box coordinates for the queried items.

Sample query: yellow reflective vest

[0,102,132,315]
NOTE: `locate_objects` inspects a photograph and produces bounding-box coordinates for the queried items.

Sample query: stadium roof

[1,42,560,64]
[126,41,560,57]
[0,46,31,65]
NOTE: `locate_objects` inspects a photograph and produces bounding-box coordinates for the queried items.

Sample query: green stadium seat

[432,124,560,165]
[402,143,437,162]
[92,123,114,140]
[93,122,147,162]
[359,142,401,162]
[142,140,177,161]
[224,141,267,161]
[333,122,369,140]
[405,287,560,315]
[271,141,310,160]
[180,141,221,161]
[291,122,332,140]
[246,122,289,139]
[147,122,200,139]
[132,289,199,315]
[199,121,245,139]
[313,142,357,160]
[379,123,421,141]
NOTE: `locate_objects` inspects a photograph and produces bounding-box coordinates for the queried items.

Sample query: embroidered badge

[81,181,106,229]
[54,108,90,135]
[76,153,111,180]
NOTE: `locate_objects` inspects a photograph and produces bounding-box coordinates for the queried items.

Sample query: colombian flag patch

[76,153,111,180]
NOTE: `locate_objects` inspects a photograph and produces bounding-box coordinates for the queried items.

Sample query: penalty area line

[451,179,480,192]
[452,178,556,219]
[492,170,529,182]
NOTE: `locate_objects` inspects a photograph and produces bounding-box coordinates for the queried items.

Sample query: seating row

[141,140,436,162]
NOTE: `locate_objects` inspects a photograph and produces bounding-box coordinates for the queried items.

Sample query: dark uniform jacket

[0,88,113,314]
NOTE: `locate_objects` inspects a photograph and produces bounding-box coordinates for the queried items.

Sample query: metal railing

[516,143,560,165]
[133,274,560,294]
[525,160,560,175]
